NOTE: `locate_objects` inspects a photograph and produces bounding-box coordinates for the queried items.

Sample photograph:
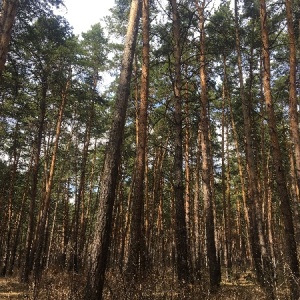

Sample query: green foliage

[206,2,235,57]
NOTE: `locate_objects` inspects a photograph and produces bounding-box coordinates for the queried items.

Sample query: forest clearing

[1,0,300,299]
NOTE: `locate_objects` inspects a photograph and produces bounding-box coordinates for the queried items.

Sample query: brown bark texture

[0,0,18,77]
[260,0,300,298]
[285,0,300,194]
[85,0,141,298]
[126,0,150,280]
[234,0,276,295]
[170,0,190,283]
[196,0,221,291]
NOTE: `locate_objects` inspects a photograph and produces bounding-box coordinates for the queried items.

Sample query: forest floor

[0,270,290,299]
[0,277,29,299]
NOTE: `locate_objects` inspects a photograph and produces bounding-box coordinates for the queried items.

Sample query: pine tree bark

[260,0,300,298]
[72,98,94,272]
[229,93,253,268]
[126,0,150,280]
[196,0,221,291]
[32,79,70,281]
[221,57,232,280]
[84,0,141,298]
[192,127,202,279]
[234,1,276,295]
[285,0,300,196]
[0,0,18,77]
[170,0,190,283]
[285,0,300,189]
[0,123,20,276]
[22,72,48,283]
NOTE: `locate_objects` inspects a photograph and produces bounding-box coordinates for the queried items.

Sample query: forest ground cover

[0,269,290,299]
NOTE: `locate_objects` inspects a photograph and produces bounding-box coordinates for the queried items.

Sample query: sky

[58,0,115,35]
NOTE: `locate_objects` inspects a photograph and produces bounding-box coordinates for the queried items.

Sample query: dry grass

[0,277,30,299]
[0,268,291,299]
[30,270,85,300]
[103,268,267,300]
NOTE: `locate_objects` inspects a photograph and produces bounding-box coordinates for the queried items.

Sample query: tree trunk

[72,99,94,272]
[260,0,300,298]
[196,0,221,291]
[126,0,150,281]
[184,96,194,278]
[32,79,70,281]
[0,0,18,77]
[285,0,300,194]
[221,56,232,280]
[234,1,277,296]
[229,89,254,269]
[170,0,190,283]
[84,0,141,298]
[192,127,202,280]
[1,122,20,276]
[22,72,48,283]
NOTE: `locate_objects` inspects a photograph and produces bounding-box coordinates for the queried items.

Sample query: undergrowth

[0,267,292,299]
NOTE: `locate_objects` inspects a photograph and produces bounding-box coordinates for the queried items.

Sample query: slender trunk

[229,93,253,269]
[234,1,276,295]
[196,0,221,291]
[73,101,94,272]
[60,180,70,269]
[290,144,300,241]
[126,0,150,280]
[285,0,300,194]
[151,137,169,268]
[32,79,70,280]
[82,141,98,266]
[85,1,141,298]
[6,163,31,275]
[193,127,202,279]
[45,191,59,269]
[260,0,300,298]
[22,74,48,283]
[0,0,18,77]
[120,176,134,270]
[221,58,232,279]
[1,123,20,276]
[184,96,192,272]
[170,0,190,283]
[144,148,150,261]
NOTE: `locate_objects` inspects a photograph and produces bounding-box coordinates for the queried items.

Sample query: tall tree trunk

[234,1,276,295]
[170,0,190,283]
[229,95,253,269]
[72,99,94,272]
[184,99,190,238]
[32,79,70,281]
[150,137,169,268]
[221,56,232,280]
[22,72,48,283]
[1,122,20,276]
[196,0,221,291]
[81,141,98,266]
[126,0,150,280]
[260,0,300,298]
[285,0,300,194]
[84,0,141,298]
[0,0,18,77]
[45,190,59,269]
[192,127,202,280]
[289,143,300,241]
